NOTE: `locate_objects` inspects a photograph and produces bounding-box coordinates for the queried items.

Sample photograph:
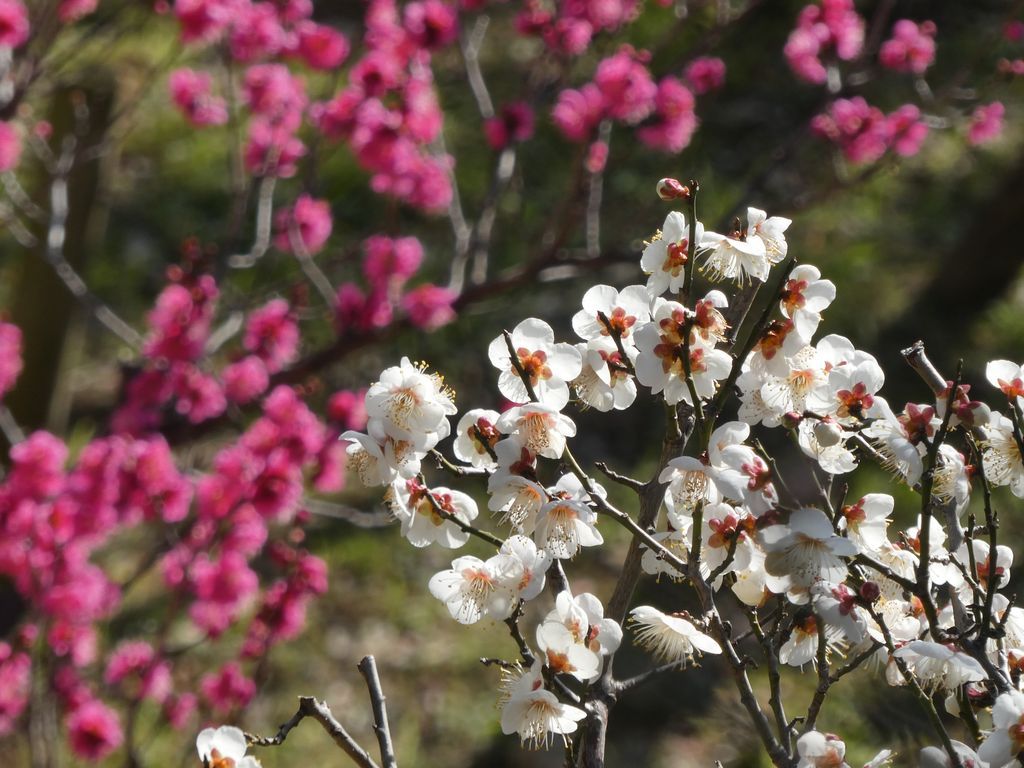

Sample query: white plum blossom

[690,290,730,346]
[779,264,835,339]
[702,208,777,284]
[534,496,603,559]
[979,690,1024,768]
[496,534,552,601]
[806,354,885,425]
[488,473,546,533]
[365,357,456,447]
[341,430,398,487]
[540,591,623,659]
[536,620,601,682]
[388,479,479,548]
[488,318,582,409]
[640,529,692,582]
[779,614,826,667]
[890,641,986,691]
[641,211,709,296]
[837,493,893,554]
[572,284,651,343]
[796,731,848,768]
[197,726,262,768]
[863,398,937,486]
[983,411,1024,498]
[500,661,587,748]
[746,207,791,264]
[762,508,857,600]
[453,409,502,469]
[495,403,577,459]
[572,338,638,412]
[428,554,516,624]
[634,300,731,406]
[986,359,1024,405]
[628,605,721,664]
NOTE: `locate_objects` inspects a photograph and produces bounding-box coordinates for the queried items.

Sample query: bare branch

[358,656,398,768]
[247,696,381,768]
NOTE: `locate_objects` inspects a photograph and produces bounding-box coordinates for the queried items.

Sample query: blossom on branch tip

[640,211,708,296]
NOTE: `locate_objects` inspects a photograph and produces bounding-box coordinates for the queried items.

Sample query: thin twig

[247,696,381,768]
[357,656,398,768]
[41,137,142,348]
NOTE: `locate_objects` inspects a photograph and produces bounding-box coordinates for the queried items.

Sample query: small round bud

[813,419,843,447]
[859,581,881,604]
[656,177,689,201]
[782,411,803,430]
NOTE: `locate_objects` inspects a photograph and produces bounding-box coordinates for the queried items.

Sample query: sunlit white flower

[862,398,936,486]
[572,284,651,343]
[536,620,601,682]
[572,338,637,412]
[959,538,1013,595]
[779,264,835,339]
[979,690,1024,767]
[755,345,828,422]
[811,582,866,644]
[837,493,893,554]
[779,614,826,667]
[495,535,552,601]
[983,411,1024,498]
[388,479,479,548]
[540,591,623,658]
[488,318,583,409]
[796,731,847,768]
[640,529,692,582]
[628,605,721,663]
[796,417,859,475]
[365,357,456,447]
[488,474,546,533]
[807,355,885,426]
[762,508,857,597]
[197,725,261,768]
[747,207,791,264]
[428,555,516,624]
[534,497,603,559]
[986,359,1024,405]
[933,444,971,512]
[453,409,502,469]
[341,430,398,487]
[634,301,730,405]
[702,208,774,284]
[700,502,755,579]
[500,661,587,749]
[641,211,710,296]
[691,290,730,346]
[746,319,808,378]
[495,404,577,459]
[891,641,986,691]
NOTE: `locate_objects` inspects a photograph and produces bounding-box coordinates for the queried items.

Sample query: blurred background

[2,0,1024,766]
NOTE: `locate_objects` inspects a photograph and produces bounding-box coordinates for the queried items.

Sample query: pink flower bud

[782,411,804,430]
[859,581,881,603]
[656,177,689,201]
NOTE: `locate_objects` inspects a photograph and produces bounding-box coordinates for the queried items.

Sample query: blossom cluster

[341,177,1024,765]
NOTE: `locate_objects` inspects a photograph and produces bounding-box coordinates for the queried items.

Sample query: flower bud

[782,411,803,430]
[858,581,881,604]
[954,399,991,427]
[813,419,843,447]
[656,177,689,201]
